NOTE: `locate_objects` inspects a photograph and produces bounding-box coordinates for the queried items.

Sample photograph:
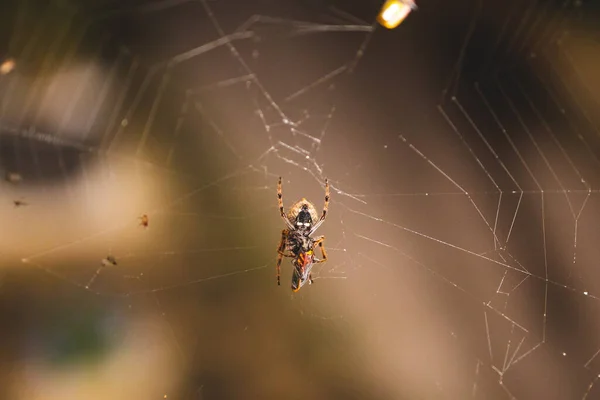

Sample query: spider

[276,176,329,292]
[139,214,149,229]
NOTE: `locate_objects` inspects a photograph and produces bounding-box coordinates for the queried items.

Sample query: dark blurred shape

[5,171,22,183]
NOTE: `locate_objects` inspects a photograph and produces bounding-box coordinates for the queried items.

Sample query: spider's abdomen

[286,198,319,226]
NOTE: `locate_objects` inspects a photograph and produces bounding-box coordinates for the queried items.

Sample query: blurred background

[1,0,600,399]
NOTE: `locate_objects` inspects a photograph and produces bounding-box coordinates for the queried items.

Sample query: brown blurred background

[1,0,600,399]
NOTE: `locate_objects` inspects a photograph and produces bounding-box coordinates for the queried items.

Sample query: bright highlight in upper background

[377,0,417,29]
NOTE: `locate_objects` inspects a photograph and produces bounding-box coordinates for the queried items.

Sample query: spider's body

[276,177,329,292]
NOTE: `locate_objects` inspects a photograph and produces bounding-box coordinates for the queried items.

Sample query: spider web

[2,0,600,399]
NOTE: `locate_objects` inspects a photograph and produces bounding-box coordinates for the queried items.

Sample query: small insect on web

[139,214,149,229]
[13,199,27,208]
[101,255,118,267]
[275,177,330,292]
[85,256,118,289]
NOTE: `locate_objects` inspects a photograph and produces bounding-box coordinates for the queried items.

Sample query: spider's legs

[313,236,328,264]
[275,229,288,286]
[307,236,327,285]
[278,177,295,230]
[309,178,329,235]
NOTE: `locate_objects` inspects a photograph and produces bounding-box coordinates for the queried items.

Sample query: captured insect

[276,177,329,292]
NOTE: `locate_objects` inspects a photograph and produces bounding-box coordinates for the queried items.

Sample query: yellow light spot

[377,0,414,30]
[0,58,16,75]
